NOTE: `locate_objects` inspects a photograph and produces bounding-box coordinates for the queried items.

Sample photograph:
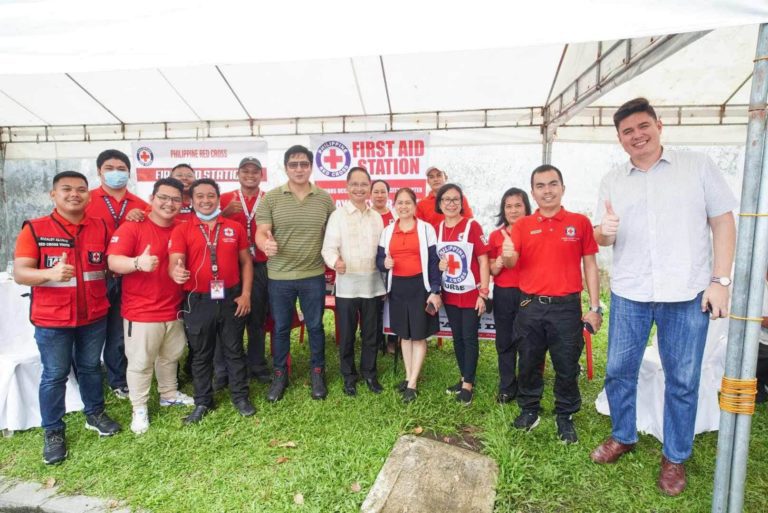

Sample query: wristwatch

[589,306,603,316]
[712,276,732,287]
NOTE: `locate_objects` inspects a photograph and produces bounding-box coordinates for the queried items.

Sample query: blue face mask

[103,170,129,189]
[195,208,221,222]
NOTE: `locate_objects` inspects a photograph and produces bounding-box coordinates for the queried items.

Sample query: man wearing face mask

[85,149,149,400]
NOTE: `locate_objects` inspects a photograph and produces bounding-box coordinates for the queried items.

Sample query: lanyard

[102,195,128,229]
[197,223,221,279]
[238,190,261,256]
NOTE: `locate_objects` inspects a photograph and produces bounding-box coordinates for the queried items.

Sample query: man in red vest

[14,171,122,465]
[85,149,148,400]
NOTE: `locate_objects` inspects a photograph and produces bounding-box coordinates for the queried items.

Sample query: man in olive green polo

[255,145,335,402]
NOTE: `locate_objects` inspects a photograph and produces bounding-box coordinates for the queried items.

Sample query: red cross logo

[323,149,344,170]
[446,253,461,275]
[139,150,150,163]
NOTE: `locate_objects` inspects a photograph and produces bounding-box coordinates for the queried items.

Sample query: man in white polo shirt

[321,167,386,396]
[590,97,737,496]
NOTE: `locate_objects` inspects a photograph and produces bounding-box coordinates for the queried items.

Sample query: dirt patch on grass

[423,425,484,452]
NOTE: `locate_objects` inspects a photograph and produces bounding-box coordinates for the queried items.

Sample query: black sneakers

[456,388,473,405]
[84,411,121,436]
[266,371,289,402]
[310,367,327,400]
[402,388,418,403]
[233,398,256,417]
[513,411,540,431]
[445,381,463,395]
[556,414,578,444]
[43,429,67,465]
[395,380,408,393]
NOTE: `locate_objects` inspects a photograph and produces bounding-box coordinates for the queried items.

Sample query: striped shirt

[256,182,335,280]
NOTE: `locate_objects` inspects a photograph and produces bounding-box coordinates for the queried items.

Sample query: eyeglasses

[441,197,461,205]
[155,194,183,204]
[287,161,311,170]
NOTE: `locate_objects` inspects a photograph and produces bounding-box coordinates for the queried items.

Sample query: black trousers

[376,296,398,351]
[214,262,269,378]
[444,304,480,385]
[493,286,521,396]
[337,296,380,381]
[184,286,249,407]
[514,296,584,415]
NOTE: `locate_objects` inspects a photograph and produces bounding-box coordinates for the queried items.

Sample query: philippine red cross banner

[130,141,269,199]
[309,133,430,205]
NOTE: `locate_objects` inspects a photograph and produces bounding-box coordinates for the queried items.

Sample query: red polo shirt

[86,187,149,236]
[380,210,395,227]
[488,226,520,288]
[416,192,474,230]
[107,217,184,322]
[511,207,598,296]
[220,189,267,262]
[390,220,422,277]
[439,218,490,308]
[168,216,248,293]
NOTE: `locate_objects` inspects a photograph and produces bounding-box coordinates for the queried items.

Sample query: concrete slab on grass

[361,434,498,513]
[0,475,136,512]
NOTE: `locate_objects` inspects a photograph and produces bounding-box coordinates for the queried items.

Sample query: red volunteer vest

[24,215,110,327]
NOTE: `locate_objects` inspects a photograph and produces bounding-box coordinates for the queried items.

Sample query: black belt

[187,285,241,301]
[521,292,580,305]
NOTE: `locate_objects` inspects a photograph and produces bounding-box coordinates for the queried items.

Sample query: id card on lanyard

[198,223,225,299]
[102,196,128,229]
[238,190,262,258]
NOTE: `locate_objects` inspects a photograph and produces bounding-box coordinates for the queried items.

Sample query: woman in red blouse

[435,184,490,405]
[487,187,531,403]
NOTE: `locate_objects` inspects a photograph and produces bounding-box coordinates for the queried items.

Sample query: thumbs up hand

[49,252,75,282]
[438,257,448,272]
[171,258,190,284]
[501,228,515,258]
[600,200,620,237]
[264,230,278,257]
[136,244,159,272]
[384,252,394,270]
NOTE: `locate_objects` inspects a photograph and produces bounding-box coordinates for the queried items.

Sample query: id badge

[210,279,225,300]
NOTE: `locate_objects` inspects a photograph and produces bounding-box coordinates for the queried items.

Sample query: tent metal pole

[712,22,768,513]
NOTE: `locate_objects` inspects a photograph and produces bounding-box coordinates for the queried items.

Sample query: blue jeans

[35,319,107,431]
[268,275,326,373]
[605,291,709,463]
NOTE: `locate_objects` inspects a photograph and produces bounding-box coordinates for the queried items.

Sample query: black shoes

[456,388,473,405]
[496,392,516,404]
[183,405,210,425]
[234,398,256,417]
[513,411,540,432]
[364,377,383,394]
[395,380,408,393]
[267,371,289,402]
[311,367,327,400]
[402,388,418,403]
[43,429,67,465]
[343,379,357,397]
[446,381,463,395]
[84,411,121,436]
[556,414,578,444]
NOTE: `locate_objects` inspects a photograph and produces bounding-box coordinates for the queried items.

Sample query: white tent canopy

[0,0,766,145]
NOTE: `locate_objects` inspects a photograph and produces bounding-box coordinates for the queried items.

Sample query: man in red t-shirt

[219,157,270,384]
[508,164,602,444]
[415,166,474,230]
[85,149,149,400]
[107,177,194,435]
[168,178,255,424]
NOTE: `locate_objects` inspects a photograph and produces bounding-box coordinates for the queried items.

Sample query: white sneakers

[159,391,195,407]
[131,407,149,435]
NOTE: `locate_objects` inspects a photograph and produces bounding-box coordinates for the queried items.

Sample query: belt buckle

[538,295,553,305]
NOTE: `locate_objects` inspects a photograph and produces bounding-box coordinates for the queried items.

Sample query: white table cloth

[595,318,728,442]
[0,272,83,432]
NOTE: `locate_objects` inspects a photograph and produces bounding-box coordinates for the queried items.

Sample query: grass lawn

[1,299,767,513]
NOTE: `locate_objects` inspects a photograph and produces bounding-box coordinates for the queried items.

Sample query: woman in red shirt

[435,184,490,405]
[377,188,442,403]
[371,179,395,227]
[487,187,531,403]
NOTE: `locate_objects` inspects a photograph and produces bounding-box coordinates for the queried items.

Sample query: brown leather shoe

[590,437,636,464]
[658,456,686,496]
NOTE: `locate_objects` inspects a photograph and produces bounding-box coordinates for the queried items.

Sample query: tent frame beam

[0,104,748,144]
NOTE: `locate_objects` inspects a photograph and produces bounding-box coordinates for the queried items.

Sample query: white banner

[310,132,430,207]
[130,140,269,200]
